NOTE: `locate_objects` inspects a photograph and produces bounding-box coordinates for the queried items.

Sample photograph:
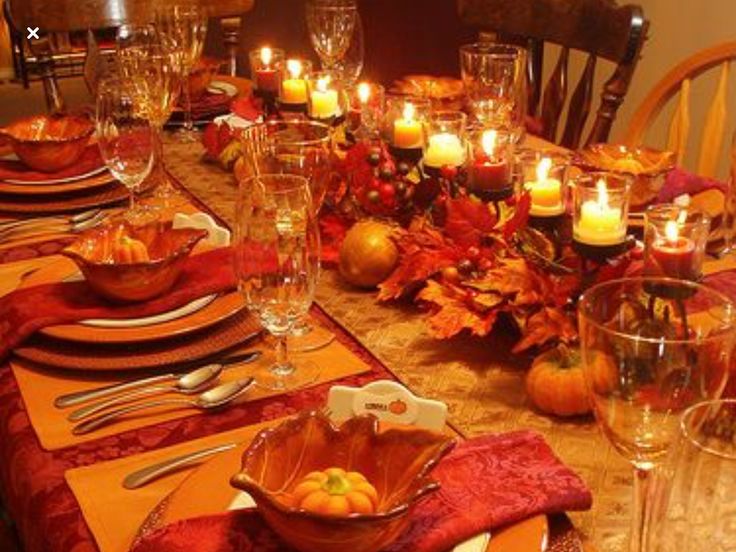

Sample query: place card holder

[327,380,447,431]
[172,212,231,247]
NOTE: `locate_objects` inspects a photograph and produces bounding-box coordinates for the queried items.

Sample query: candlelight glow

[481,130,497,157]
[358,82,371,104]
[260,47,273,67]
[596,179,609,207]
[317,76,331,92]
[536,157,552,182]
[286,59,302,78]
[402,102,416,121]
[665,220,680,243]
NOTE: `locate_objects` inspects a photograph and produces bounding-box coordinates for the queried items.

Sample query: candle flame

[358,82,371,104]
[402,102,415,121]
[260,47,272,67]
[677,209,688,224]
[286,59,302,79]
[317,76,331,92]
[664,220,680,243]
[596,178,609,208]
[481,130,497,157]
[536,157,552,182]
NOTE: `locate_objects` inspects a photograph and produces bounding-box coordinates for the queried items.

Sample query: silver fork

[0,211,109,244]
[0,208,101,232]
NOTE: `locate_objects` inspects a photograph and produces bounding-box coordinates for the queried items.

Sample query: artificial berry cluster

[352,146,417,217]
[441,245,494,284]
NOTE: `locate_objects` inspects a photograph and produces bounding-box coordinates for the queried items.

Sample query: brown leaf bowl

[573,143,676,210]
[0,114,95,172]
[188,57,225,101]
[230,410,456,552]
[61,221,208,303]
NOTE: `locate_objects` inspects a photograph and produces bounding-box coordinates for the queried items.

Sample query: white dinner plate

[1,153,108,186]
[79,293,218,328]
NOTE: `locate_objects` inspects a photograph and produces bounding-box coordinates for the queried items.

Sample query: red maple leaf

[319,213,351,267]
[512,307,577,353]
[417,280,501,338]
[503,191,531,240]
[230,95,263,121]
[443,197,497,249]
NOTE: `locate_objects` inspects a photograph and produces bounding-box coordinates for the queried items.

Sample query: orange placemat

[65,419,282,552]
[11,329,370,450]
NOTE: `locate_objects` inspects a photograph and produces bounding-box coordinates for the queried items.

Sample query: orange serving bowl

[0,114,94,172]
[61,220,208,303]
[573,143,676,210]
[230,410,455,552]
[188,57,225,101]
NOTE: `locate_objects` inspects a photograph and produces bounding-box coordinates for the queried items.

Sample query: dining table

[0,77,733,552]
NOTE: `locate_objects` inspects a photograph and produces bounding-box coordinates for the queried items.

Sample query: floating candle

[469,130,510,191]
[310,76,340,119]
[423,132,466,168]
[526,157,564,217]
[281,59,308,105]
[393,102,424,149]
[575,178,626,246]
[651,218,697,279]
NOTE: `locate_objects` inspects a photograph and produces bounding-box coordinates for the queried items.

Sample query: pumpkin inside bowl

[573,143,675,210]
[61,220,208,303]
[230,410,455,552]
[0,114,95,173]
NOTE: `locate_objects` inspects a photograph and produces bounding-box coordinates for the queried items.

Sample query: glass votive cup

[304,70,346,123]
[459,42,528,143]
[345,82,385,139]
[382,95,431,162]
[516,149,570,218]
[572,172,631,249]
[644,204,710,281]
[422,111,468,171]
[466,128,514,199]
[248,46,285,96]
[278,58,313,110]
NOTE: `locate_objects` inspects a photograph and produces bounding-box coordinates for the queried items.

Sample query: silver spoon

[72,377,256,435]
[67,363,224,422]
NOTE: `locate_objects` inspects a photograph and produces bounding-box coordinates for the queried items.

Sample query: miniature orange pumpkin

[526,344,591,417]
[112,235,150,264]
[290,467,379,516]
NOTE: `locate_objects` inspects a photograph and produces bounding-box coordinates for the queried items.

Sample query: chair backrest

[7,0,254,33]
[624,41,736,179]
[457,0,648,149]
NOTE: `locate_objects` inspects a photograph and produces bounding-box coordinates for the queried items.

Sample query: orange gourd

[112,235,150,264]
[526,344,592,417]
[290,467,379,516]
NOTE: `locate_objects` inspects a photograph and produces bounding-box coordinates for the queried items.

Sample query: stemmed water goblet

[234,174,321,390]
[332,10,364,85]
[306,0,357,74]
[578,277,736,552]
[96,77,155,224]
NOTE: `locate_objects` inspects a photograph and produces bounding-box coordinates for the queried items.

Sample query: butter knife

[123,442,237,489]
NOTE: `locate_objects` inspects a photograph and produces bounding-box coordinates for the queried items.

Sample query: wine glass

[96,77,155,224]
[648,399,736,552]
[240,121,334,351]
[306,0,357,72]
[332,11,364,85]
[234,174,322,389]
[155,4,208,143]
[578,277,736,552]
[117,24,182,201]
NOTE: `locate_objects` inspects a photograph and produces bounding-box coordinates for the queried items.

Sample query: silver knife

[54,350,261,409]
[122,442,238,489]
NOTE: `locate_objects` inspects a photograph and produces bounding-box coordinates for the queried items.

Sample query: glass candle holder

[572,172,631,250]
[345,81,385,139]
[422,111,468,171]
[517,149,570,217]
[249,46,285,96]
[466,128,514,199]
[279,58,313,110]
[382,95,431,162]
[644,204,710,281]
[305,70,345,123]
[459,42,528,142]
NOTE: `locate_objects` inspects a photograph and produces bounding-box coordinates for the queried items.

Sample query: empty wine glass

[155,4,208,143]
[332,11,364,85]
[306,0,357,72]
[648,399,736,552]
[96,77,155,224]
[234,174,322,389]
[579,277,736,552]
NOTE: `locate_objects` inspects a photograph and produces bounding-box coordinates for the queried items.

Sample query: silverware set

[0,208,111,244]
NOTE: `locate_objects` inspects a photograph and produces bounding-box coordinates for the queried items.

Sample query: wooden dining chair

[457,0,649,149]
[624,41,736,178]
[4,0,254,112]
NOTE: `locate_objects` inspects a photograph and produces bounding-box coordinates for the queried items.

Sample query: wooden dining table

[0,90,733,552]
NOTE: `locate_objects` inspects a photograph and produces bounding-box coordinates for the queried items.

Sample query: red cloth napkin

[129,431,592,552]
[0,247,236,361]
[0,145,104,182]
[657,167,728,204]
[189,93,233,121]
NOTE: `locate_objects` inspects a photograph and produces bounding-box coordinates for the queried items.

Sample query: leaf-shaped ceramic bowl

[61,221,208,303]
[230,410,455,552]
[0,114,94,172]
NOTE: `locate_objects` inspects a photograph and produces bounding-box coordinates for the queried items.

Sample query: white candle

[575,178,625,245]
[525,157,564,217]
[310,76,340,119]
[423,132,466,168]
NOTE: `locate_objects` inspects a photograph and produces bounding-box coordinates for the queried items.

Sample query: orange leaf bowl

[0,114,95,172]
[230,410,456,552]
[61,220,208,303]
